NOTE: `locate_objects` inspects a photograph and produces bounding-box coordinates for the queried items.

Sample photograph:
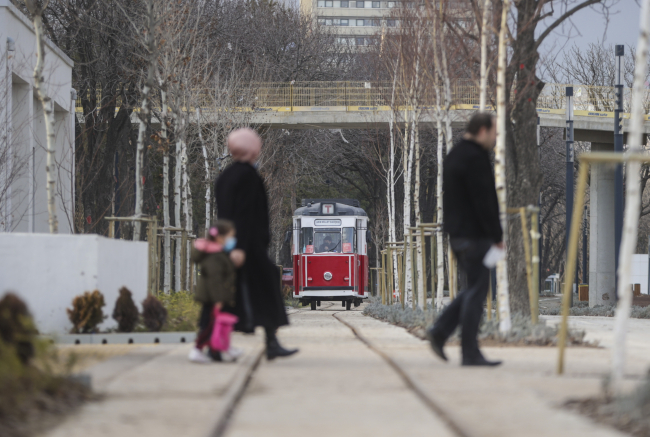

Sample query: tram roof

[295,199,367,217]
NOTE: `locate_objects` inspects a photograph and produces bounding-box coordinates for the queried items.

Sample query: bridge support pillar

[589,142,616,306]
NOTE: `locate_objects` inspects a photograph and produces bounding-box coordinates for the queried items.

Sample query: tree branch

[534,0,602,51]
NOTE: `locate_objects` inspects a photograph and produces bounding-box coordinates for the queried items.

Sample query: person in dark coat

[426,112,503,367]
[215,128,298,360]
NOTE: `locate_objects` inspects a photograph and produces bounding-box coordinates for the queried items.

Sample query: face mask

[224,237,237,252]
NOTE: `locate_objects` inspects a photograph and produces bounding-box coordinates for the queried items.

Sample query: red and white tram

[291,199,369,310]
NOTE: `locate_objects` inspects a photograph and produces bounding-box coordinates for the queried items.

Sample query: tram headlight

[324,272,333,281]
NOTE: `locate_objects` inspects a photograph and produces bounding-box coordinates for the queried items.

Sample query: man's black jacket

[442,137,502,243]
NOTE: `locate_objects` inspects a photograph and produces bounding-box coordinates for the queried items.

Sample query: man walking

[426,113,503,367]
[216,128,298,360]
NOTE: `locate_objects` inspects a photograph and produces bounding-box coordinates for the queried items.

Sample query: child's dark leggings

[196,303,214,349]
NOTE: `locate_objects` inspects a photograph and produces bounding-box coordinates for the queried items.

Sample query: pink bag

[210,307,239,352]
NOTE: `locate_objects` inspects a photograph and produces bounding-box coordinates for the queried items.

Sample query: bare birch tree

[611,0,650,394]
[130,0,159,240]
[495,0,512,332]
[24,0,58,233]
[479,0,492,111]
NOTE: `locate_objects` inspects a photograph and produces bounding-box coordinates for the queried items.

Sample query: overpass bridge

[76,81,650,142]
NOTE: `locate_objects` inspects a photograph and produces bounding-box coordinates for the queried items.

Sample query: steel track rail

[332,311,472,437]
[208,345,265,437]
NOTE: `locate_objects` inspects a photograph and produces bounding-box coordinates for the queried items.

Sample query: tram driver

[318,235,340,253]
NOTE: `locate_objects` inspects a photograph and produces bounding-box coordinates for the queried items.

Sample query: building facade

[301,0,402,46]
[0,0,75,233]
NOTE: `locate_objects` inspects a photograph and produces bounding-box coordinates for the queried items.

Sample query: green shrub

[0,293,37,365]
[141,295,168,331]
[112,287,139,333]
[67,290,106,334]
[157,291,200,332]
[0,293,91,437]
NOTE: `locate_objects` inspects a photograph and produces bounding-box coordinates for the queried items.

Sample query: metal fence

[76,82,647,114]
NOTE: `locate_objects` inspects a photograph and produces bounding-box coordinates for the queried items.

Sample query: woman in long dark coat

[215,128,297,360]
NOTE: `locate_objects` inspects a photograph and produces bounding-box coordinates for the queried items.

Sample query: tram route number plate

[315,219,341,226]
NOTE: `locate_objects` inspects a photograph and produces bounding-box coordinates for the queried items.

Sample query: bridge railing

[75,82,647,115]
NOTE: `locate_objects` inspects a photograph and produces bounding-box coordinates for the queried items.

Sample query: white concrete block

[630,253,648,295]
[0,233,147,334]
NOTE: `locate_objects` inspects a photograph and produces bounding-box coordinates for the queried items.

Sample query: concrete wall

[631,254,649,295]
[589,142,616,306]
[0,234,148,334]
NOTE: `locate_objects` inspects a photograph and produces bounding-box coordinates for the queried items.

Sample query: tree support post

[557,161,589,375]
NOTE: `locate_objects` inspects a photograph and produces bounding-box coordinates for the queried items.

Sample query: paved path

[46,306,650,437]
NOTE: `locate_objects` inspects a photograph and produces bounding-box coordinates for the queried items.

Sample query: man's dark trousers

[433,238,492,363]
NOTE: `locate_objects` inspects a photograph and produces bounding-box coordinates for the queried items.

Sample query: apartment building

[301,0,469,47]
[301,0,402,46]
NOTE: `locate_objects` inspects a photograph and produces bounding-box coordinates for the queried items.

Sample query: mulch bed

[0,374,95,437]
[566,396,650,437]
[633,295,650,308]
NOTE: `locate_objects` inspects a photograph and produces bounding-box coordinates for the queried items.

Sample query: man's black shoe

[425,327,448,362]
[266,338,298,360]
[461,358,502,367]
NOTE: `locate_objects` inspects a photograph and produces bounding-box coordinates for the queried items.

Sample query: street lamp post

[614,44,625,301]
[566,86,575,305]
[537,116,543,294]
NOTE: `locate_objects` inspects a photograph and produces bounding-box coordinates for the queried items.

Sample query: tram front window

[315,231,341,253]
[342,227,356,253]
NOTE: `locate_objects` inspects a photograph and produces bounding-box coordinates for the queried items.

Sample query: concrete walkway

[45,307,650,437]
[45,335,265,437]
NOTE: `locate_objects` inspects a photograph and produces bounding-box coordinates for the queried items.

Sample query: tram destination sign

[314,219,342,226]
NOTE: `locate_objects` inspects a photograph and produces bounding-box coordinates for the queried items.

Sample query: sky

[538,1,640,58]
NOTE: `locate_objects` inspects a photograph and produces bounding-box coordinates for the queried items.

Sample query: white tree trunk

[403,104,416,305]
[196,108,211,234]
[174,117,182,291]
[31,13,58,234]
[162,89,171,292]
[414,124,426,309]
[133,1,156,241]
[495,0,512,333]
[185,158,193,286]
[181,124,190,290]
[436,127,445,310]
[388,59,399,250]
[479,0,492,112]
[611,0,650,394]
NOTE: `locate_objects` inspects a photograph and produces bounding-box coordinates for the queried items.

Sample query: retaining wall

[0,233,147,334]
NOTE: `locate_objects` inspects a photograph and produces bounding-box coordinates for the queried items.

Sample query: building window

[341,0,349,6]
[356,1,364,7]
[340,18,349,25]
[355,37,365,46]
[387,1,396,6]
[387,19,396,27]
[372,1,380,7]
[356,19,364,25]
